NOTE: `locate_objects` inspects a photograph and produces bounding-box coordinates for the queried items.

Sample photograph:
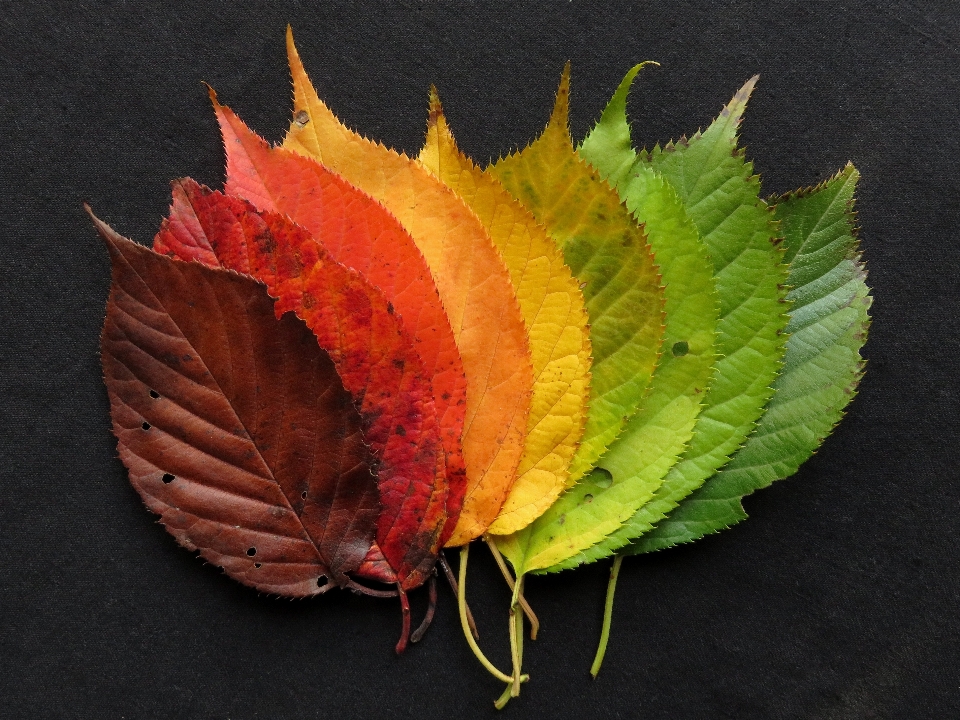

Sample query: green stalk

[590,554,624,678]
[486,537,540,638]
[457,545,515,685]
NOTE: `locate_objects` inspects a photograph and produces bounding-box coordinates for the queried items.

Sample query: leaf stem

[457,545,516,685]
[439,550,479,640]
[509,574,525,697]
[409,569,437,644]
[590,553,624,678]
[395,584,411,655]
[485,537,540,639]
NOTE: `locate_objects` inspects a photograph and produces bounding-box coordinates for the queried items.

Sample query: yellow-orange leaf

[418,91,592,536]
[283,29,534,546]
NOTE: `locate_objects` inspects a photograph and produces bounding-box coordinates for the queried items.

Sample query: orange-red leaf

[155,182,445,592]
[209,95,467,546]
[95,210,379,595]
[283,30,534,545]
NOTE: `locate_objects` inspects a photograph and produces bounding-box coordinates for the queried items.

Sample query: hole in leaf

[672,341,689,357]
[583,494,594,504]
[254,562,262,569]
[161,473,175,484]
[246,547,257,557]
[301,491,308,499]
[293,110,310,128]
[588,467,613,488]
[141,421,151,430]
[149,389,160,399]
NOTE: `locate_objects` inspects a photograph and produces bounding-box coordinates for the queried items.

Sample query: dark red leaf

[154,183,448,596]
[94,207,378,595]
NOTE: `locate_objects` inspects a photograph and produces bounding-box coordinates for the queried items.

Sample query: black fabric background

[3,2,958,718]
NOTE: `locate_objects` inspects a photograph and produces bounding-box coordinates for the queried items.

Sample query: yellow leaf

[490,64,665,484]
[283,29,534,546]
[419,90,592,536]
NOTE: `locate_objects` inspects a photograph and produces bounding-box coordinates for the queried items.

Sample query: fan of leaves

[92,27,871,708]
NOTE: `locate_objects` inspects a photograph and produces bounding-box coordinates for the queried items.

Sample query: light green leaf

[536,64,720,572]
[569,76,793,563]
[633,163,870,552]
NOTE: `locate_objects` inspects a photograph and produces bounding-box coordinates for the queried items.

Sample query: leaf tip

[547,62,572,133]
[427,84,444,128]
[205,82,221,109]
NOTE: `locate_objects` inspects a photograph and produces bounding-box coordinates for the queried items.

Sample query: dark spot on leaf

[182,354,192,362]
[247,547,257,557]
[293,110,310,128]
[141,421,151,430]
[149,389,160,399]
[672,341,689,357]
[441,392,451,401]
[557,514,566,525]
[396,424,406,436]
[386,302,394,314]
[161,473,175,484]
[392,359,405,369]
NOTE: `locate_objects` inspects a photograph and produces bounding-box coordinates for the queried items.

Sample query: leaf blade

[209,95,469,548]
[597,77,791,556]
[156,183,445,591]
[538,64,721,571]
[284,30,534,546]
[418,91,592,536]
[633,163,870,551]
[96,212,378,595]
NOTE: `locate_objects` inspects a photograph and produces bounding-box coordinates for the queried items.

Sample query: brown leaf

[93,207,378,596]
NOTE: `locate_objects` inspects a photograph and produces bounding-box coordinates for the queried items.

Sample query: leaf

[489,65,665,574]
[538,64,721,572]
[208,94,467,548]
[633,163,870,552]
[418,90,592,536]
[490,63,665,487]
[93,209,379,595]
[155,182,446,592]
[283,29,534,546]
[602,76,791,553]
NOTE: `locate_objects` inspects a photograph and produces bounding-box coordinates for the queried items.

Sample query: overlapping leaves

[92,29,871,708]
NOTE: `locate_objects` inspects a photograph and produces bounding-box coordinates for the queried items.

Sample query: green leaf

[489,65,666,574]
[633,163,870,551]
[535,65,720,572]
[573,75,792,561]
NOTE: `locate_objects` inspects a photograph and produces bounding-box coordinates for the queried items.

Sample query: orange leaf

[209,94,467,547]
[284,29,534,546]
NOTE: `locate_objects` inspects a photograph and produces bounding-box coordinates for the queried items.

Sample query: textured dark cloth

[2,2,958,718]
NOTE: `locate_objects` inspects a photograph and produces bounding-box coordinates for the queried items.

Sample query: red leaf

[154,182,447,596]
[94,208,379,595]
[210,96,467,546]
